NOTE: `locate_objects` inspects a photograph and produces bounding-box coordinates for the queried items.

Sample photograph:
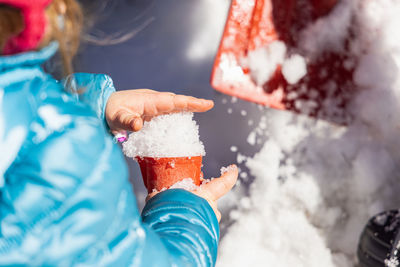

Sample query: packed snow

[217,1,400,267]
[123,112,205,158]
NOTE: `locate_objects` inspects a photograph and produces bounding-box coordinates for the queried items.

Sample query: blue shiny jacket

[0,43,219,266]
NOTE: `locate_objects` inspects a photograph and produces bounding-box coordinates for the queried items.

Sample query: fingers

[107,89,214,133]
[110,110,143,132]
[171,94,214,113]
[200,165,238,201]
[132,117,144,132]
[147,93,214,116]
[135,89,157,93]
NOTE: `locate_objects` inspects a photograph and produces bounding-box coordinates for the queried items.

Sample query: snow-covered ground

[217,1,400,266]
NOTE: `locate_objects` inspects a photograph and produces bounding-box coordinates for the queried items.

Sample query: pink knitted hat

[1,0,52,55]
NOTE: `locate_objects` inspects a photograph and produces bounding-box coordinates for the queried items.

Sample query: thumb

[110,111,144,132]
[200,165,238,201]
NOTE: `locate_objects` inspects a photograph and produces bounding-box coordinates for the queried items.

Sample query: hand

[147,165,239,222]
[105,89,214,134]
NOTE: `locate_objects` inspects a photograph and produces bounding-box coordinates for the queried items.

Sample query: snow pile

[218,1,400,266]
[123,112,205,158]
[220,138,344,267]
[220,113,400,267]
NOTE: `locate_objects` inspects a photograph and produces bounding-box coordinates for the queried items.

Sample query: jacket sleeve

[63,73,115,126]
[141,189,220,267]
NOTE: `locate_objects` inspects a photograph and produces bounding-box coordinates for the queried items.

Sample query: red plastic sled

[211,0,355,123]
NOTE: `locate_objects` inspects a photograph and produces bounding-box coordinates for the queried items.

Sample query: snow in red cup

[123,112,205,193]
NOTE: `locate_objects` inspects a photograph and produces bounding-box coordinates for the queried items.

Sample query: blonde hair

[0,0,83,76]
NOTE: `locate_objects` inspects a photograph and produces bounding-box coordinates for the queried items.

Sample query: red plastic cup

[136,156,202,193]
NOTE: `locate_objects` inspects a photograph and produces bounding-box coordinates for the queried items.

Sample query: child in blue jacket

[0,0,238,266]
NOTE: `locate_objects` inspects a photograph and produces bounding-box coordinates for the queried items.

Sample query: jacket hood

[0,42,58,72]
